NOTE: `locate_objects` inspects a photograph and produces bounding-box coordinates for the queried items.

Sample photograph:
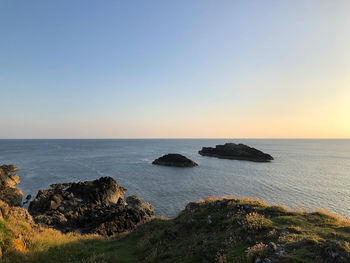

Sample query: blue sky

[1,1,349,138]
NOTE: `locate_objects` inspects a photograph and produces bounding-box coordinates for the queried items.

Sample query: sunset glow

[1,1,349,138]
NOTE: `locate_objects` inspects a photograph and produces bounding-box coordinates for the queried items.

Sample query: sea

[0,139,349,218]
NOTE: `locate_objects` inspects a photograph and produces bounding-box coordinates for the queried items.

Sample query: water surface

[0,139,349,218]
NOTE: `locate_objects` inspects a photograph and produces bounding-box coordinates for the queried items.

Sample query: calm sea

[0,139,349,218]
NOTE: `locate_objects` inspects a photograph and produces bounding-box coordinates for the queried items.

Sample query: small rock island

[199,143,273,162]
[152,154,198,167]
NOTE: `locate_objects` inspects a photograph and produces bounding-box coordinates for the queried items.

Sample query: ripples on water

[0,139,349,218]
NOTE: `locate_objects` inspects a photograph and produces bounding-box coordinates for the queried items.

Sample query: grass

[1,230,143,263]
[227,242,249,263]
[291,249,317,263]
[272,215,310,227]
[1,197,350,262]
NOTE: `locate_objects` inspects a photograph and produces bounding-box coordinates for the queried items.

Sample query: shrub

[244,212,272,231]
[0,212,31,254]
[246,242,268,262]
[241,197,269,207]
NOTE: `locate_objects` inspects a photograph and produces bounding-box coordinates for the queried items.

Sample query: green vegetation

[1,197,350,262]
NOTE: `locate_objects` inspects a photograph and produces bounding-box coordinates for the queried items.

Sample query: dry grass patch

[246,242,268,263]
[316,209,350,226]
[244,212,272,232]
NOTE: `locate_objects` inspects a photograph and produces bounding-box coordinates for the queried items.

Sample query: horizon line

[0,137,349,140]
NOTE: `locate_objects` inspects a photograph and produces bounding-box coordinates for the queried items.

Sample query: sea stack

[152,154,198,167]
[199,143,273,162]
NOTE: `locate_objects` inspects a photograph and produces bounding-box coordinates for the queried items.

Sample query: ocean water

[0,139,349,218]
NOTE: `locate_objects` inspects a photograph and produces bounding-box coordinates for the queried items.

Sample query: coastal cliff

[1,165,349,263]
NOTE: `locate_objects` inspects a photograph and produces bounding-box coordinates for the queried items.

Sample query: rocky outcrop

[0,199,33,224]
[0,164,34,230]
[0,165,23,206]
[28,177,154,236]
[152,154,198,167]
[199,143,273,162]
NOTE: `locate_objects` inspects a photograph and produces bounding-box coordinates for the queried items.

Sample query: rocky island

[152,153,198,167]
[1,164,350,263]
[199,143,274,162]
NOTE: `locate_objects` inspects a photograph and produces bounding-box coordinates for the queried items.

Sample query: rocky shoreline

[1,164,349,262]
[0,164,153,237]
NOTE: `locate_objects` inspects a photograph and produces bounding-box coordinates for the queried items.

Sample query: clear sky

[1,1,349,138]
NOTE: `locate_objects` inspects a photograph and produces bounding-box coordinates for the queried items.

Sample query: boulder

[0,164,23,206]
[126,195,154,215]
[198,143,273,162]
[152,154,198,167]
[56,176,126,205]
[28,177,154,236]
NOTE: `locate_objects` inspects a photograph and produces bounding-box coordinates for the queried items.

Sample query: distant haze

[1,1,349,138]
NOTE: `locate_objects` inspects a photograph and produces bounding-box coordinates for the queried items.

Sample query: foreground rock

[0,164,23,206]
[199,143,273,162]
[152,154,198,167]
[0,199,33,224]
[29,177,154,236]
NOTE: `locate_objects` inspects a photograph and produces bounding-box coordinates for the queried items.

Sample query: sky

[1,0,349,139]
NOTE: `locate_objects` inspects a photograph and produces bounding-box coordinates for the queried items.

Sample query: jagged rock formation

[152,154,198,167]
[0,164,32,223]
[28,177,154,236]
[0,165,23,206]
[199,143,274,162]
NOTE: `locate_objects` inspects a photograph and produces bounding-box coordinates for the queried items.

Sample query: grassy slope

[2,197,350,263]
